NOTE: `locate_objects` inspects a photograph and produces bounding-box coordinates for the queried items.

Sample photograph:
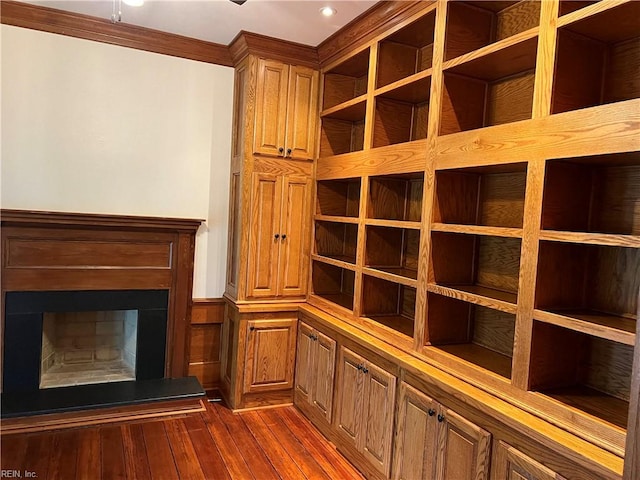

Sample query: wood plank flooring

[0,401,364,479]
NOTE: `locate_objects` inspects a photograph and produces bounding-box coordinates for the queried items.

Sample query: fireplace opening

[40,309,139,389]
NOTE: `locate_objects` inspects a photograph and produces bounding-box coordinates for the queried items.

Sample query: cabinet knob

[356,364,363,371]
[286,148,292,157]
[362,367,368,374]
[249,326,255,331]
[281,234,287,240]
[274,233,280,239]
[437,414,445,423]
[278,147,284,154]
[428,408,435,416]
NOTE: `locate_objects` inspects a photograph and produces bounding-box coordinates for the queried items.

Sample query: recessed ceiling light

[320,6,337,17]
[123,0,144,6]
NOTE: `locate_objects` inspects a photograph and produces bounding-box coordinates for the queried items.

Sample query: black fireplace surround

[2,289,210,419]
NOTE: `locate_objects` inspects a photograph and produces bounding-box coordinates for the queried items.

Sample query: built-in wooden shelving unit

[309,0,640,465]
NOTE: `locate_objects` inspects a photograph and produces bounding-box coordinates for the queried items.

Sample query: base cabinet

[335,346,397,478]
[491,441,567,480]
[294,321,336,422]
[393,381,491,480]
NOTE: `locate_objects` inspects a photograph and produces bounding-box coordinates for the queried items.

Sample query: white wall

[1,25,234,297]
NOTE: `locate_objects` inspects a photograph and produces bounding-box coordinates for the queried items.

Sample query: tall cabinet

[221,35,320,409]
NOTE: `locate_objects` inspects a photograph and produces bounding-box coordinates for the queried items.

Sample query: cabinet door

[285,65,319,160]
[311,330,336,423]
[246,173,282,298]
[254,59,288,157]
[335,347,366,449]
[294,322,315,405]
[361,360,397,477]
[277,175,310,297]
[392,382,439,480]
[243,318,297,394]
[491,441,567,480]
[435,408,491,480]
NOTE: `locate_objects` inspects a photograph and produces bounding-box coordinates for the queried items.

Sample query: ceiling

[22,0,379,46]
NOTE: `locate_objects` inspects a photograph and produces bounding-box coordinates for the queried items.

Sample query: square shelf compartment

[552,2,640,114]
[316,178,361,218]
[430,232,521,305]
[530,321,632,428]
[535,241,639,326]
[312,261,355,311]
[426,294,515,380]
[361,275,416,338]
[372,97,429,148]
[365,226,419,281]
[323,48,370,110]
[440,37,538,135]
[320,109,366,157]
[376,9,436,88]
[368,173,424,222]
[542,152,640,235]
[444,1,541,61]
[434,163,527,228]
[315,221,358,265]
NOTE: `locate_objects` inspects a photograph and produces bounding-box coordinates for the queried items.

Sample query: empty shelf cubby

[552,2,640,114]
[541,152,640,235]
[322,48,370,110]
[434,163,527,228]
[367,173,424,222]
[315,221,358,265]
[376,9,436,88]
[530,321,632,429]
[372,97,429,148]
[444,0,541,61]
[365,226,419,281]
[361,275,416,338]
[312,261,356,311]
[426,294,515,380]
[316,178,361,218]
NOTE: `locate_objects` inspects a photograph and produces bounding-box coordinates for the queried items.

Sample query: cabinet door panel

[393,382,439,480]
[361,361,396,477]
[254,59,288,157]
[312,330,336,423]
[277,175,311,297]
[335,347,366,447]
[294,322,315,404]
[491,441,567,480]
[285,65,319,160]
[246,173,281,298]
[243,318,297,394]
[436,408,491,480]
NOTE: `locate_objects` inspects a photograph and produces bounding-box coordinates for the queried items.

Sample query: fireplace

[3,290,167,394]
[1,210,205,425]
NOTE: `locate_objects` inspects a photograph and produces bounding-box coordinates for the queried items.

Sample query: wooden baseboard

[1,397,207,435]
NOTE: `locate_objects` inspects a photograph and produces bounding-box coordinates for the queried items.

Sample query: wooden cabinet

[294,321,336,423]
[243,318,297,394]
[254,59,319,161]
[246,172,311,299]
[491,441,566,480]
[393,381,491,480]
[335,345,396,477]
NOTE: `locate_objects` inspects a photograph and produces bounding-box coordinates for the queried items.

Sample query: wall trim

[228,31,319,68]
[0,0,233,66]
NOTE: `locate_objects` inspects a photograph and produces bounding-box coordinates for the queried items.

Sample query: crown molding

[0,0,233,66]
[228,31,319,68]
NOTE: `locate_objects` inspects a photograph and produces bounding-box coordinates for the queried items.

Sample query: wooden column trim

[0,0,233,66]
[228,31,319,68]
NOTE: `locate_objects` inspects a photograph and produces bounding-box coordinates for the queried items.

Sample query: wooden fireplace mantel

[1,209,203,379]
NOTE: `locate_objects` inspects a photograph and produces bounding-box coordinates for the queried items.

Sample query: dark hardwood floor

[0,401,365,479]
